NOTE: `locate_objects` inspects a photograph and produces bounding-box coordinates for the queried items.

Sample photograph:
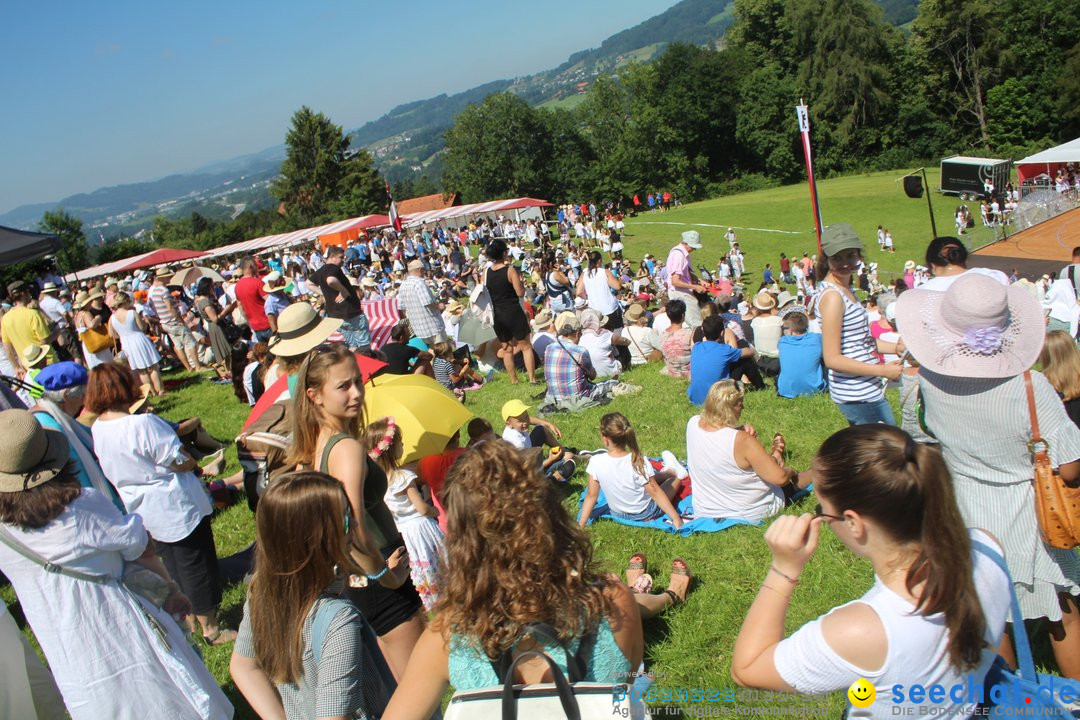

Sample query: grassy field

[1,171,1020,717]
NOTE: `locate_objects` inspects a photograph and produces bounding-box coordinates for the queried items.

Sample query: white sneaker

[661,450,689,480]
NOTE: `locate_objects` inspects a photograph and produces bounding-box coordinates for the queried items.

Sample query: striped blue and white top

[818,281,884,404]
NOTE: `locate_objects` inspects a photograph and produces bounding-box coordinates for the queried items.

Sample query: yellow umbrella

[365,373,473,464]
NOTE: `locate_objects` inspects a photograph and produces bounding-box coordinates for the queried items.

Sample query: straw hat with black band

[268,302,344,357]
[0,409,71,493]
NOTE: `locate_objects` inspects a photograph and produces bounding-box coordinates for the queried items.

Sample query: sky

[0,0,678,214]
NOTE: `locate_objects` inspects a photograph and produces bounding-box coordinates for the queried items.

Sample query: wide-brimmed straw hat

[269,302,343,357]
[154,267,172,278]
[530,308,555,330]
[262,271,288,293]
[0,409,71,493]
[22,344,50,367]
[73,290,89,309]
[752,292,777,311]
[894,273,1044,379]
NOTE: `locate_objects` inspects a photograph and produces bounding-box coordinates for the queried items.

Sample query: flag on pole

[795,101,824,253]
[386,182,403,232]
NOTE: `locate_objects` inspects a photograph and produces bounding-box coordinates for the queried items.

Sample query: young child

[578,412,687,529]
[500,399,576,482]
[368,416,445,611]
[431,341,485,395]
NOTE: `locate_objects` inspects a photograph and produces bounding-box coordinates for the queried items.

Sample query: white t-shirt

[624,325,662,365]
[751,315,783,358]
[502,425,531,450]
[918,267,1010,291]
[91,414,212,543]
[586,451,655,516]
[582,269,619,315]
[773,530,1010,720]
[653,312,673,335]
[685,419,784,522]
[579,329,620,378]
[384,468,423,523]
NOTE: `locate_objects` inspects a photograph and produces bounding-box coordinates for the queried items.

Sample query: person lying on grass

[578,412,687,529]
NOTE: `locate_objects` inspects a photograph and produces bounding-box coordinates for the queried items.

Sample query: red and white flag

[386,182,403,232]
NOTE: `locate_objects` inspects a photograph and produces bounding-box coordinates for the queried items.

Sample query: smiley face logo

[847,678,876,708]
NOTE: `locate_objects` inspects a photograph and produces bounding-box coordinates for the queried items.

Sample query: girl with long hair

[578,412,685,528]
[815,223,902,425]
[367,417,445,611]
[193,278,233,381]
[541,249,574,312]
[383,440,645,719]
[286,342,423,679]
[230,471,392,719]
[731,425,1011,718]
[1039,329,1080,428]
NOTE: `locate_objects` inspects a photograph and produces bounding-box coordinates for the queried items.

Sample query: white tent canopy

[1016,137,1080,182]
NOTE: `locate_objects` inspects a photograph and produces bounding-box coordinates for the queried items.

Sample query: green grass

[0,172,1024,717]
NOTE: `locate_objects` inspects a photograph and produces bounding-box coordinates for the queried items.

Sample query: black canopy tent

[0,225,63,265]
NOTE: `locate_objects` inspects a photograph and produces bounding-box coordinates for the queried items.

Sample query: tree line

[441,0,1080,205]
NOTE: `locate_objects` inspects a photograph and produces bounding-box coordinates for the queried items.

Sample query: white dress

[0,489,232,720]
[109,310,161,371]
[384,469,445,611]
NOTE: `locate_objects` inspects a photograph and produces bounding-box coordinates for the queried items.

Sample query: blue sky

[0,0,677,214]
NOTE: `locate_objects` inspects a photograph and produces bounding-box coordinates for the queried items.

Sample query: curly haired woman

[382,439,644,719]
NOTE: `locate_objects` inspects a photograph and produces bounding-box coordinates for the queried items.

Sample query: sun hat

[894,272,1045,379]
[904,260,916,271]
[153,267,172,278]
[501,399,531,421]
[407,259,424,272]
[262,271,288,293]
[624,303,646,323]
[820,223,864,257]
[681,230,703,250]
[530,308,555,330]
[779,303,809,320]
[554,310,581,334]
[752,292,777,311]
[0,410,71,492]
[82,289,104,305]
[41,282,59,293]
[573,297,587,309]
[446,299,465,315]
[7,280,27,296]
[104,276,119,288]
[775,290,797,310]
[22,344,50,367]
[35,361,88,391]
[361,276,378,288]
[268,302,344,357]
[72,290,89,309]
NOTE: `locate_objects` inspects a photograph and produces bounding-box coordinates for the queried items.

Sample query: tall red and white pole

[796,100,823,254]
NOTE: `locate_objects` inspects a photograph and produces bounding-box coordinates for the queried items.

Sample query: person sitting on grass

[578,412,687,529]
[686,380,807,523]
[776,310,826,399]
[730,425,1010,718]
[543,311,638,410]
[659,298,694,378]
[623,303,663,366]
[687,315,754,406]
[500,399,576,482]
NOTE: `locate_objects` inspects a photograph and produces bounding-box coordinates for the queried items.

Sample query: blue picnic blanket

[577,486,813,537]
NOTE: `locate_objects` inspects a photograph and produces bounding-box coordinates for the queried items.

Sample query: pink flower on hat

[963,326,1003,355]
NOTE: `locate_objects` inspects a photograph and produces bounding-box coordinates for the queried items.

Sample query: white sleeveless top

[773,530,1010,720]
[818,281,884,403]
[685,420,784,522]
[582,268,619,315]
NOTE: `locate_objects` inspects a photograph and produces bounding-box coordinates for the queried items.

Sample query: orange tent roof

[397,192,459,215]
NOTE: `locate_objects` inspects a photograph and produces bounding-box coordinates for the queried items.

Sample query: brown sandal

[626,553,647,587]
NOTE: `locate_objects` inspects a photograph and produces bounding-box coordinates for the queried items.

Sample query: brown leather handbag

[1025,371,1080,549]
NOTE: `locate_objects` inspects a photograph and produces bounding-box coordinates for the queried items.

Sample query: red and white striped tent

[203,214,390,259]
[402,197,551,228]
[362,297,400,350]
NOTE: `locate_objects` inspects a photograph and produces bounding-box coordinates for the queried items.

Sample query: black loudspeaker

[904,175,924,199]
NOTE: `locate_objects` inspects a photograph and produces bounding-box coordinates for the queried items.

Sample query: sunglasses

[814,503,843,521]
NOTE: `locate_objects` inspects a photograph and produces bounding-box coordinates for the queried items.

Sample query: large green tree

[39,209,89,272]
[272,107,383,226]
[442,92,555,202]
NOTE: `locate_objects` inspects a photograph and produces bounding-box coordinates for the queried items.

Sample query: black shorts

[344,546,424,636]
[158,515,223,615]
[492,305,530,342]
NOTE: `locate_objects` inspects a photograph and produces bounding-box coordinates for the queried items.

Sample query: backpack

[235,399,292,512]
[443,623,650,720]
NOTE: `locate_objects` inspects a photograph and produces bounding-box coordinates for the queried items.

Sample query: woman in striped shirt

[815,223,902,425]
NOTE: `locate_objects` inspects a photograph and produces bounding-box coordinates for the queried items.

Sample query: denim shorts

[338,314,371,351]
[835,398,897,426]
[611,500,664,522]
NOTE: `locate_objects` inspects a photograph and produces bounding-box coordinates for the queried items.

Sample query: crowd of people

[1,211,1080,720]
